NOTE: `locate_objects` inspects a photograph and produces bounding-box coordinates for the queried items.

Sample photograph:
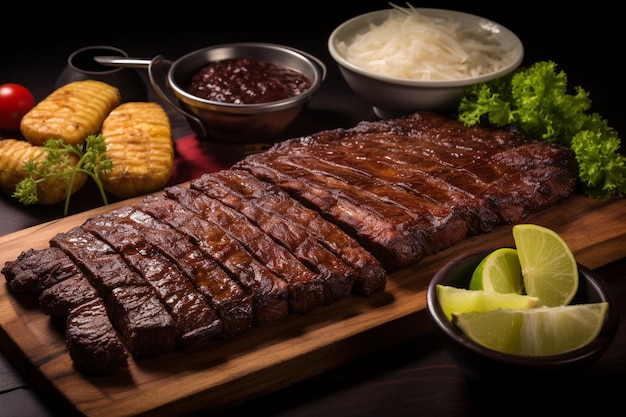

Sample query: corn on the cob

[100,102,174,199]
[0,139,87,205]
[20,80,121,146]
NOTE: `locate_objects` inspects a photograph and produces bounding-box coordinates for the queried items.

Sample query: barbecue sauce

[186,58,311,104]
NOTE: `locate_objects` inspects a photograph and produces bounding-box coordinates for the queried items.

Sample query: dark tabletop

[2,2,625,416]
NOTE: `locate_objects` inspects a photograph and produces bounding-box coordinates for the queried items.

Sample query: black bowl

[426,248,619,383]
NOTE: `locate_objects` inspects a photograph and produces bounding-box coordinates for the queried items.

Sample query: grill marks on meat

[96,206,254,338]
[165,185,327,313]
[237,154,468,269]
[267,131,502,235]
[234,112,577,269]
[50,226,176,358]
[188,174,359,302]
[136,195,290,325]
[300,114,576,225]
[236,156,421,269]
[81,214,223,347]
[190,169,387,295]
[1,111,578,376]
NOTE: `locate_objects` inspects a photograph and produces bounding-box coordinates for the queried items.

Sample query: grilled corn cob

[100,102,174,199]
[0,139,87,205]
[20,80,121,146]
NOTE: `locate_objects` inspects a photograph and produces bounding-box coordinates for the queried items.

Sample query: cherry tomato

[0,83,35,131]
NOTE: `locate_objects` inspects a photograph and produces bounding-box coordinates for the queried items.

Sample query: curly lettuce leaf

[571,129,626,198]
[458,60,625,199]
[459,77,515,127]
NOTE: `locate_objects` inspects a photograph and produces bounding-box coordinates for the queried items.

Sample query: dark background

[3,1,622,136]
[1,3,624,416]
[1,1,622,218]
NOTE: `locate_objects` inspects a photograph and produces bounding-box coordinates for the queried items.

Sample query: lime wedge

[453,302,608,356]
[469,248,523,294]
[512,224,578,307]
[436,284,538,321]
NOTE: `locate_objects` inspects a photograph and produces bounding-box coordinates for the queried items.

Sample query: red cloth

[168,134,272,185]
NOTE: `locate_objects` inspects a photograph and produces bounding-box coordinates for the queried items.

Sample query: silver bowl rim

[167,42,326,111]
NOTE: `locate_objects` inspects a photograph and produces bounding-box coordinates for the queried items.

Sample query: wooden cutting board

[1,192,625,417]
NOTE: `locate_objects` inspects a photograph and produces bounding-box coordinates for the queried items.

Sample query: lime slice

[436,284,538,321]
[469,248,523,294]
[512,224,579,307]
[453,302,608,356]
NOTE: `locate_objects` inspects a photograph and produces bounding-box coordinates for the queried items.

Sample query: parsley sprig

[12,134,112,215]
[458,60,626,199]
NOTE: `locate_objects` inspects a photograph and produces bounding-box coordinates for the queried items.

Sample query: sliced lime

[512,224,578,307]
[453,302,608,356]
[469,247,523,294]
[436,284,538,321]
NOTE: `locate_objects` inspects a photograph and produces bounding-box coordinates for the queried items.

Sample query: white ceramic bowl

[328,8,524,118]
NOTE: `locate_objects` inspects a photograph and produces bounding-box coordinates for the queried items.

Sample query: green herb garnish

[12,134,112,215]
[458,60,626,199]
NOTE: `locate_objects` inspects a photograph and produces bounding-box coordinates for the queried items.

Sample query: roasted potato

[20,80,121,146]
[100,102,174,199]
[0,139,87,205]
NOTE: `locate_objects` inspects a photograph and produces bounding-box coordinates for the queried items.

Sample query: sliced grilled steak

[191,169,386,295]
[303,112,576,224]
[1,110,579,377]
[2,247,82,294]
[107,285,175,358]
[136,195,290,325]
[65,298,129,376]
[266,131,501,235]
[82,215,223,347]
[482,142,579,221]
[104,206,253,337]
[245,153,468,257]
[39,274,98,318]
[188,174,357,304]
[50,226,176,357]
[234,112,577,268]
[166,185,326,313]
[50,227,143,297]
[237,156,426,269]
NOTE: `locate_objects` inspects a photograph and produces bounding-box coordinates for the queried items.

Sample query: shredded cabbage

[339,4,515,80]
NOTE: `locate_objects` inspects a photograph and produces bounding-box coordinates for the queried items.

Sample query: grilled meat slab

[235,112,577,269]
[1,111,578,375]
[81,213,223,347]
[136,195,290,325]
[187,176,358,304]
[189,169,387,295]
[92,206,254,338]
[2,247,83,294]
[66,298,129,376]
[166,185,327,313]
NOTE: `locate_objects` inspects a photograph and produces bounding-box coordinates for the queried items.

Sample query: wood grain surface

[1,191,624,417]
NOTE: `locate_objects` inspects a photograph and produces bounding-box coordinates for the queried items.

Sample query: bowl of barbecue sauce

[161,42,326,143]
